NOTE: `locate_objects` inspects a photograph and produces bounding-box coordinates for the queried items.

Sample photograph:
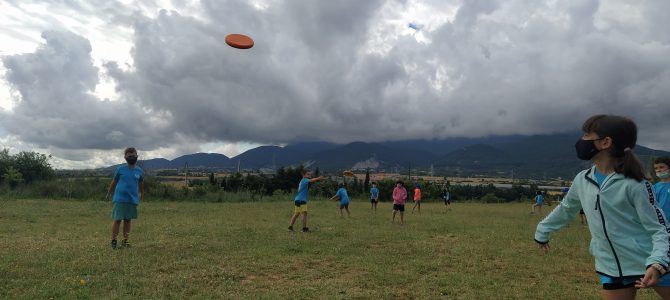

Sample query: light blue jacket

[535,166,670,278]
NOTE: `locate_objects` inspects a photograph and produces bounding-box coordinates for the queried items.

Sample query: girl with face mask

[534,115,670,300]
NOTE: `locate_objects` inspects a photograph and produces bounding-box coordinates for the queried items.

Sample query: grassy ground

[0,199,663,299]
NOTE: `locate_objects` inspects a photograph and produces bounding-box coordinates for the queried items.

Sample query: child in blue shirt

[288,169,323,232]
[330,183,351,217]
[105,147,144,250]
[369,182,380,212]
[653,156,670,291]
[530,191,544,215]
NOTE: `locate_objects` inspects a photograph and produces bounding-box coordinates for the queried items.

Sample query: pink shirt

[392,186,407,204]
[414,188,421,201]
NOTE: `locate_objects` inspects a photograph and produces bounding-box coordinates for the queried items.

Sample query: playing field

[0,199,662,299]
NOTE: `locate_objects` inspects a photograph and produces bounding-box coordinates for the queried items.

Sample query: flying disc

[343,171,354,177]
[225,34,254,49]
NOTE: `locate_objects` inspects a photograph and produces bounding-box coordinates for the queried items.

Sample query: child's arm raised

[309,176,324,183]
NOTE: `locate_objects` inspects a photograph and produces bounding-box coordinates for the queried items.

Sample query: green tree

[13,151,54,183]
[3,166,23,189]
[364,168,370,191]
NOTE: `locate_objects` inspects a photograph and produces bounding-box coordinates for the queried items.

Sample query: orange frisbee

[225,34,254,49]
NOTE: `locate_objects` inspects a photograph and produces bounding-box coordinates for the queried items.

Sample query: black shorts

[370,198,378,203]
[579,209,585,215]
[340,203,349,209]
[393,204,405,212]
[294,200,307,207]
[444,199,451,205]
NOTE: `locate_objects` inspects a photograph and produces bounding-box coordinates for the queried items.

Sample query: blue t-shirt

[536,195,543,204]
[655,182,670,218]
[370,187,379,199]
[113,165,144,205]
[294,177,310,202]
[336,188,350,204]
[594,170,608,187]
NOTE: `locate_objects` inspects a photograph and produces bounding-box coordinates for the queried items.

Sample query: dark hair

[654,157,670,168]
[371,182,377,185]
[124,147,137,155]
[582,114,646,181]
[396,180,404,186]
[536,191,542,195]
[301,169,310,176]
[338,183,345,188]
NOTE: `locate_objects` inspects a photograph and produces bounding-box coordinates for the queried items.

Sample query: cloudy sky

[1,0,669,169]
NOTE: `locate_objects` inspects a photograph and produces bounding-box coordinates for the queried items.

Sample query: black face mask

[575,139,602,161]
[125,156,138,164]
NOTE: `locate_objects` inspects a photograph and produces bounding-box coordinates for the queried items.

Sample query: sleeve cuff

[534,238,549,245]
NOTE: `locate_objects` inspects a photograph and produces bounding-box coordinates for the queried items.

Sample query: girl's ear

[598,136,614,150]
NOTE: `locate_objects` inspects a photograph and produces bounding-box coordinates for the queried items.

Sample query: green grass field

[0,199,663,299]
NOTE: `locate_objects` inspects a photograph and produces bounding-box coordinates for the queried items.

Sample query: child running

[288,169,324,232]
[369,182,380,212]
[411,183,422,213]
[534,115,670,299]
[530,191,543,215]
[392,181,407,224]
[330,183,350,217]
[105,147,144,250]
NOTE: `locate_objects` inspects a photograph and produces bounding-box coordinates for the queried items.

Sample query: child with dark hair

[535,115,670,299]
[105,147,144,249]
[653,156,670,290]
[330,183,351,217]
[530,190,544,215]
[288,169,323,232]
[391,181,407,224]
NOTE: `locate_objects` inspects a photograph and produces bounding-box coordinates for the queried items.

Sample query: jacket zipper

[586,170,624,278]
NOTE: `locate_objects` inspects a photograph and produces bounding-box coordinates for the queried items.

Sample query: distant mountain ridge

[109,133,670,179]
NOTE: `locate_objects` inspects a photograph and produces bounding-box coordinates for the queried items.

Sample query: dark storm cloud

[2,0,670,152]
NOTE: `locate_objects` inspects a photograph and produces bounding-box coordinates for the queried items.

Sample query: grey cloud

[2,0,670,153]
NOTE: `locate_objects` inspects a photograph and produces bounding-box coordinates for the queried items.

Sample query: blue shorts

[598,273,670,289]
[340,203,349,209]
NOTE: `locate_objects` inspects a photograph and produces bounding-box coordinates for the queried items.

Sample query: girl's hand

[635,267,661,288]
[537,243,550,254]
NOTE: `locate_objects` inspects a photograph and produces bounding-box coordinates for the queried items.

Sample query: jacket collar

[584,165,623,189]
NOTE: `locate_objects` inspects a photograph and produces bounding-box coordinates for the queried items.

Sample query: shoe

[111,239,117,250]
[121,239,130,248]
[302,227,309,232]
[288,226,294,232]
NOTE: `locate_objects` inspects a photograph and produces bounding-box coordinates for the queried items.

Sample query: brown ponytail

[582,115,647,181]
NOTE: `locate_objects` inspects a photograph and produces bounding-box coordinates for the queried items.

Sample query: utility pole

[184,162,189,187]
[237,159,241,173]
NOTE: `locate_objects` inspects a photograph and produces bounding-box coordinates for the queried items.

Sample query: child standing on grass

[391,181,407,224]
[411,184,422,213]
[442,187,451,211]
[288,169,323,232]
[530,191,543,215]
[534,115,670,299]
[370,182,380,213]
[330,183,350,217]
[105,147,144,250]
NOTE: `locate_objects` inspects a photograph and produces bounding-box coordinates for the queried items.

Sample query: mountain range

[125,133,670,179]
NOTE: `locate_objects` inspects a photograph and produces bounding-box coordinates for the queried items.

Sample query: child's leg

[400,211,404,224]
[122,219,132,240]
[301,212,308,228]
[602,287,636,300]
[345,206,350,216]
[340,207,344,217]
[111,220,121,240]
[392,210,397,223]
[417,201,420,213]
[653,286,670,299]
[289,212,300,226]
